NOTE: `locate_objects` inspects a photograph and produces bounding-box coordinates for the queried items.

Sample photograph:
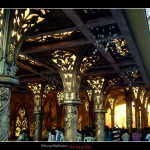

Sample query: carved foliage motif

[79,55,99,74]
[132,87,139,100]
[28,82,42,112]
[10,9,50,62]
[139,88,146,105]
[15,107,28,137]
[52,50,99,93]
[108,98,115,110]
[87,76,105,93]
[87,76,105,109]
[57,91,64,106]
[28,82,54,111]
[86,90,92,101]
[0,9,50,76]
[52,50,76,91]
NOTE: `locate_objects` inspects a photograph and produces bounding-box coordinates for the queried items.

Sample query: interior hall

[0,8,150,142]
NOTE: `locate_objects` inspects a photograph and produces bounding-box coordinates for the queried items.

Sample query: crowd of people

[17,126,150,142]
[104,126,150,141]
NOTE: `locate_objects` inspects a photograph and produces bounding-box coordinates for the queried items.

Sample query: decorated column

[143,94,149,128]
[87,90,94,127]
[132,87,141,131]
[108,98,115,129]
[139,88,148,128]
[0,9,50,141]
[124,88,133,133]
[28,81,54,141]
[87,76,106,141]
[87,77,119,141]
[51,50,99,141]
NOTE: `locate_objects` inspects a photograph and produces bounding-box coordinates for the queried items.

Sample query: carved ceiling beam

[16,61,45,78]
[26,15,117,40]
[62,9,131,86]
[21,38,90,54]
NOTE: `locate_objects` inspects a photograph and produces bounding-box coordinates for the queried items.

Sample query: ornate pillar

[87,90,93,127]
[144,95,149,128]
[126,100,132,132]
[87,76,106,141]
[124,88,132,133]
[0,8,50,141]
[132,87,140,131]
[108,98,115,129]
[134,103,140,131]
[28,82,53,141]
[51,50,99,141]
[0,84,12,141]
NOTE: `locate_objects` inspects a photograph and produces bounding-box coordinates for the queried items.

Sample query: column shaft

[34,112,42,141]
[135,104,140,131]
[126,100,132,133]
[0,85,11,141]
[95,111,105,141]
[111,108,115,129]
[64,104,78,141]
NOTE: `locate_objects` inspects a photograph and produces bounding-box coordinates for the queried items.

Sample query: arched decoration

[15,106,29,137]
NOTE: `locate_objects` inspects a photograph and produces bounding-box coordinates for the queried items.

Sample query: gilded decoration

[87,90,92,101]
[52,50,76,92]
[9,94,34,138]
[28,82,42,112]
[15,107,28,137]
[28,82,54,111]
[51,49,99,141]
[108,98,115,110]
[0,9,50,76]
[18,54,42,66]
[87,76,105,95]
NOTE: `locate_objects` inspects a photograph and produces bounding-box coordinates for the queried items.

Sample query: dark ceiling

[13,9,150,94]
